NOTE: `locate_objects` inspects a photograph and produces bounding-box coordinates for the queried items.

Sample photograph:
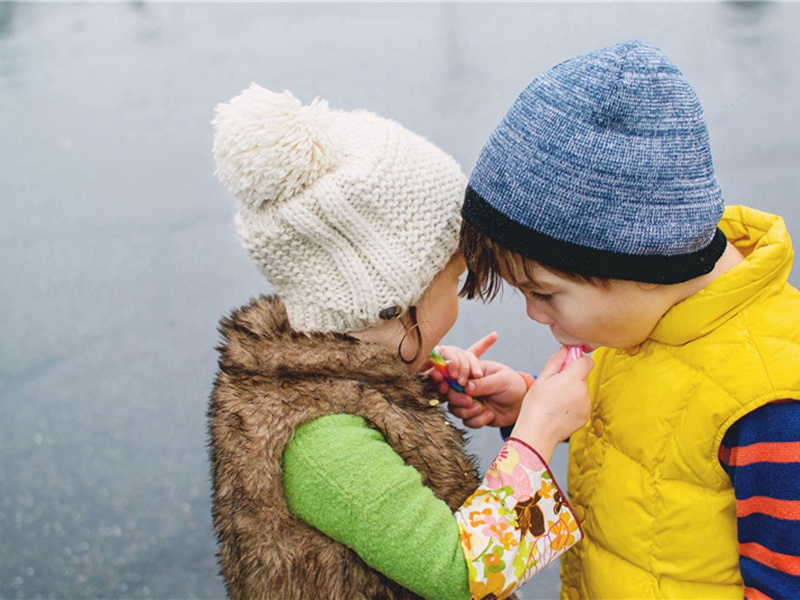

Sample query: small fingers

[440,350,463,381]
[536,346,570,380]
[454,354,471,387]
[447,390,478,409]
[466,332,499,359]
[464,371,506,397]
[457,352,484,385]
[464,409,495,429]
[561,354,595,380]
[460,402,486,420]
[446,352,477,388]
[448,406,468,419]
[449,401,484,421]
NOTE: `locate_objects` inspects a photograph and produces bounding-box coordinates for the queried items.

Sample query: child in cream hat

[208,84,593,600]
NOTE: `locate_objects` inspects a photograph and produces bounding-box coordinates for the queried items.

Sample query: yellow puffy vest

[560,206,800,599]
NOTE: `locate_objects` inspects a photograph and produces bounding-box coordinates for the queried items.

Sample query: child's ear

[636,281,660,291]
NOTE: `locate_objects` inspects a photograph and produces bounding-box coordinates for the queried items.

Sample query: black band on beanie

[462,186,728,285]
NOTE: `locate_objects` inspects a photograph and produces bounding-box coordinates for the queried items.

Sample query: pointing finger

[466,332,499,358]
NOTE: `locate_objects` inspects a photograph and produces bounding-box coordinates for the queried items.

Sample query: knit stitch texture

[464,40,727,283]
[213,85,466,332]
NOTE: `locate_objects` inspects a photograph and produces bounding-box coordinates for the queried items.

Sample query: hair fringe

[458,220,611,300]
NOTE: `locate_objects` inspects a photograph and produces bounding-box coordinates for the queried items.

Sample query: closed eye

[525,290,554,303]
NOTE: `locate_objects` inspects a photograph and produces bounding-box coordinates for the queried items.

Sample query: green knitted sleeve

[282,413,471,600]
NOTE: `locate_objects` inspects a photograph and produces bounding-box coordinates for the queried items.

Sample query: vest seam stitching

[654,337,775,488]
[648,368,703,597]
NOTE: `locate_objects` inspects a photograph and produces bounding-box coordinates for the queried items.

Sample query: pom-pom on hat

[463,40,727,284]
[213,84,466,333]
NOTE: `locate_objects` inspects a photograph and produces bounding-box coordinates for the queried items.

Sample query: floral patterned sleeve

[455,437,583,600]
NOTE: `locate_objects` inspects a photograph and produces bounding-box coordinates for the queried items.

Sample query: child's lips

[552,331,594,353]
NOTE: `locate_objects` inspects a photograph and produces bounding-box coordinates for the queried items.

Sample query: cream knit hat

[213,84,466,333]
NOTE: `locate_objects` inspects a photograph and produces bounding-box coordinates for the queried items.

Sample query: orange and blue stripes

[719,400,800,600]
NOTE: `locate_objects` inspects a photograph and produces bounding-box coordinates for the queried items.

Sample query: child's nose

[525,298,553,325]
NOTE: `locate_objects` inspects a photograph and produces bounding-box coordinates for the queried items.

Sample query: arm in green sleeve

[282,413,471,600]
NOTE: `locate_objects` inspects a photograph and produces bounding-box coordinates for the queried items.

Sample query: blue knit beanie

[463,40,726,284]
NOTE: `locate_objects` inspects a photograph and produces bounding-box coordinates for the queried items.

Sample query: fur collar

[217,294,431,395]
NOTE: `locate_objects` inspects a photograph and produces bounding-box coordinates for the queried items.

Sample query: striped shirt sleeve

[719,400,800,600]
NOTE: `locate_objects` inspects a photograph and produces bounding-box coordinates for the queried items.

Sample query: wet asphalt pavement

[2,2,799,598]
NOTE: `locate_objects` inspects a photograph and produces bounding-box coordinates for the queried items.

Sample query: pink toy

[562,345,587,369]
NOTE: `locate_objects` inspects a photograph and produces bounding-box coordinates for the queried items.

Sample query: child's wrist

[514,371,534,408]
[517,371,536,390]
[508,422,557,464]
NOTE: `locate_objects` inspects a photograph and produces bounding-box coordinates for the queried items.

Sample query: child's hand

[425,332,528,429]
[446,360,528,428]
[425,332,499,390]
[511,347,594,463]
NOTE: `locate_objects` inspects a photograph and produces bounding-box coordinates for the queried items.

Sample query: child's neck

[674,242,745,303]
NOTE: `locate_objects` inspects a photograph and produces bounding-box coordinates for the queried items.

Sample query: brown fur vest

[208,296,481,599]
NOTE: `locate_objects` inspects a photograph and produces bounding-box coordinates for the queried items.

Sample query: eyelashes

[525,290,554,303]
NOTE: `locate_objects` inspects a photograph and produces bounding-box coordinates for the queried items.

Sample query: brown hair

[458,219,610,301]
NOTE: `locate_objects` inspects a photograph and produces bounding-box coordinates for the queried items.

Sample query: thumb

[466,332,499,358]
[537,346,570,381]
[464,371,508,397]
[560,354,594,380]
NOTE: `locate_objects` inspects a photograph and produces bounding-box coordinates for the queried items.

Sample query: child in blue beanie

[436,40,800,599]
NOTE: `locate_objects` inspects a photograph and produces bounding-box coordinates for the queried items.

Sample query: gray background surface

[2,2,799,598]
